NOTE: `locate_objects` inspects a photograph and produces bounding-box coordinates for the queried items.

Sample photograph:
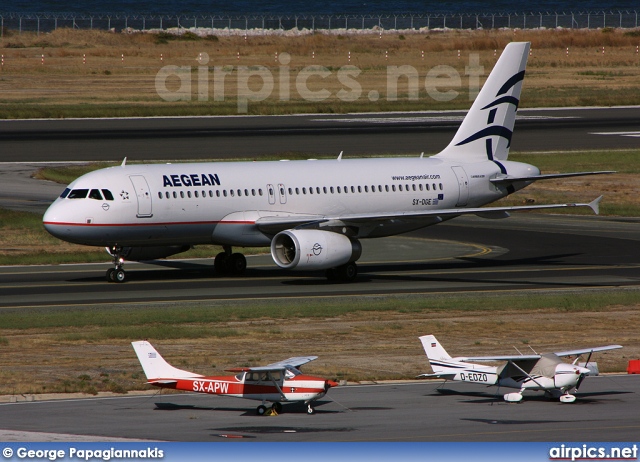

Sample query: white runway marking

[590,131,640,138]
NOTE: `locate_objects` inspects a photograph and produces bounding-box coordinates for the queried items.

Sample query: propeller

[575,349,594,391]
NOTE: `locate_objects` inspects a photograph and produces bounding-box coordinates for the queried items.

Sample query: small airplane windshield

[67,189,89,199]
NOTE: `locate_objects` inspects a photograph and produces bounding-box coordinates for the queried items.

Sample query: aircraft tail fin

[434,42,530,163]
[132,341,203,381]
[419,335,454,374]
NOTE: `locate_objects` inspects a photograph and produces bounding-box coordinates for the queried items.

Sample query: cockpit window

[60,188,71,199]
[67,189,89,199]
[102,190,114,201]
[89,189,103,200]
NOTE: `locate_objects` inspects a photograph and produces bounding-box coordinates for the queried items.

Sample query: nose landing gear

[106,246,127,283]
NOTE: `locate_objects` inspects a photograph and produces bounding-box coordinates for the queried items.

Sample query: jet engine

[105,245,191,261]
[271,229,361,270]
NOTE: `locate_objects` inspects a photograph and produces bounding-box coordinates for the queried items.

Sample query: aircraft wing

[226,356,318,373]
[256,197,603,234]
[554,345,622,357]
[264,356,318,369]
[457,354,541,362]
[490,171,615,186]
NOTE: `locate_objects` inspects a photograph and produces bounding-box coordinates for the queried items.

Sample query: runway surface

[1,376,638,442]
[1,214,639,309]
[1,106,639,162]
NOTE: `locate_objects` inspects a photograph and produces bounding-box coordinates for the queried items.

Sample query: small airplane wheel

[227,253,247,275]
[106,268,116,282]
[271,402,282,413]
[114,268,126,283]
[257,405,267,416]
[307,405,315,415]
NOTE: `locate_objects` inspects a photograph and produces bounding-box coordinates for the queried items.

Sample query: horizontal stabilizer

[417,373,457,380]
[490,171,615,185]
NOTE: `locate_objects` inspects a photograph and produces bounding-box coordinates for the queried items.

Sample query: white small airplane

[132,340,338,415]
[43,42,612,283]
[418,335,622,403]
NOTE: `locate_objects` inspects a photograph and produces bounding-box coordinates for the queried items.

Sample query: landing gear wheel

[114,268,126,283]
[257,405,267,416]
[271,402,282,413]
[214,252,228,274]
[307,404,315,415]
[227,253,247,275]
[327,262,358,282]
[106,268,116,282]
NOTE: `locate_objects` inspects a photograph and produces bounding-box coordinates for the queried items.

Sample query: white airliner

[43,42,610,283]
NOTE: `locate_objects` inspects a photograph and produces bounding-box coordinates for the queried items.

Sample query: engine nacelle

[271,229,362,271]
[105,245,190,261]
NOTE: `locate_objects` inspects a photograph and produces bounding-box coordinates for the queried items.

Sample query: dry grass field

[1,293,638,397]
[1,28,640,116]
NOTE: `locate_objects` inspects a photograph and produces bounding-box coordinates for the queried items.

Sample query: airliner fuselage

[42,42,607,283]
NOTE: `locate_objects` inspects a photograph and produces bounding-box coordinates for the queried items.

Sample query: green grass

[509,150,640,174]
[2,290,638,331]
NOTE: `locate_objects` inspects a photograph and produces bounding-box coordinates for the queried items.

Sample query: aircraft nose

[325,379,339,389]
[42,201,65,238]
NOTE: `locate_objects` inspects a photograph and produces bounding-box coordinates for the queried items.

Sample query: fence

[1,11,640,35]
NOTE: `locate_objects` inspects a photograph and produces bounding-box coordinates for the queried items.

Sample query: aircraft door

[278,183,287,204]
[267,184,276,205]
[129,175,153,218]
[451,166,469,207]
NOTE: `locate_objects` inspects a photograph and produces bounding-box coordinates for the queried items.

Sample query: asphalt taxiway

[1,376,638,442]
[1,213,639,309]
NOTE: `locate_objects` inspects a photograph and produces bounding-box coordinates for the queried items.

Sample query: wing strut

[508,360,546,390]
[266,371,288,401]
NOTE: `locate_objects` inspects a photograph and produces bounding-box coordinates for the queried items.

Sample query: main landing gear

[256,402,283,416]
[214,245,247,276]
[106,246,127,283]
[325,262,358,283]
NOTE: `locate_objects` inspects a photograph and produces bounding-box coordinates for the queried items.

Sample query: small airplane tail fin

[434,42,530,163]
[132,340,202,381]
[419,335,452,367]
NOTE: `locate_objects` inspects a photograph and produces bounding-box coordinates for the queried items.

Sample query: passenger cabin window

[68,189,89,199]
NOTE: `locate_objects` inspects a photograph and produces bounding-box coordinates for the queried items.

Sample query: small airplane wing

[554,345,622,357]
[226,356,318,372]
[457,354,541,362]
[256,197,603,235]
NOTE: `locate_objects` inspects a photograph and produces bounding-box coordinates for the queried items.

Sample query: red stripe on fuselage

[43,220,254,227]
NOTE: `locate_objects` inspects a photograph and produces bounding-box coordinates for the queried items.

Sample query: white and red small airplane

[132,340,338,415]
[418,334,622,403]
